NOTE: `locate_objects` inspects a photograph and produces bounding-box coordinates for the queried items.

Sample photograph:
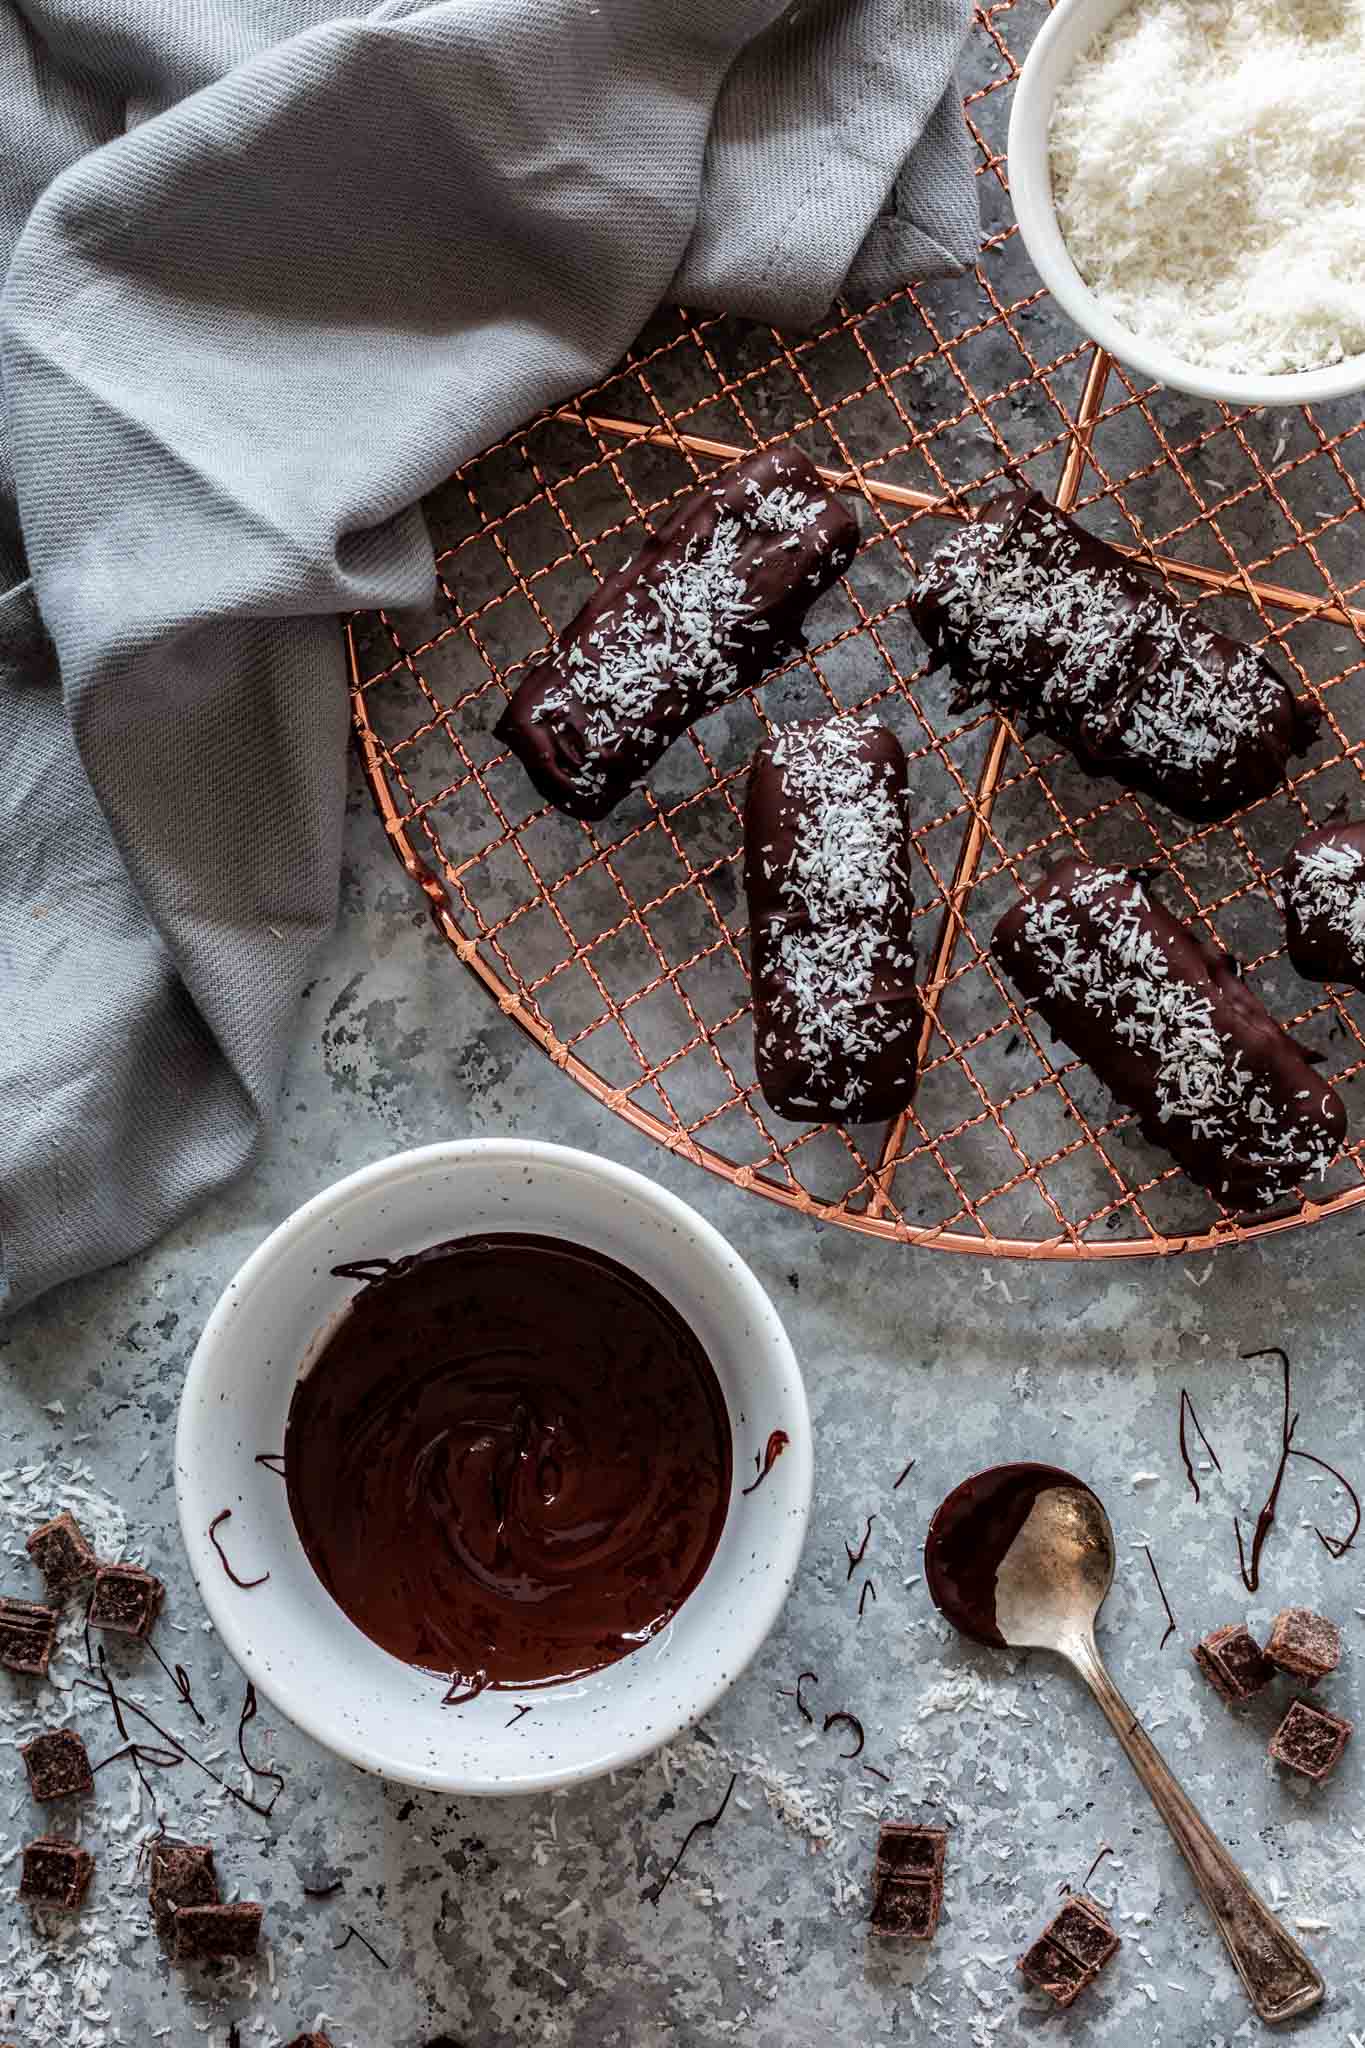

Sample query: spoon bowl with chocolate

[926,1464,1324,2024]
[177,1141,811,1794]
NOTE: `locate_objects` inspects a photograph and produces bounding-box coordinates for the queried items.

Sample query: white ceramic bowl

[175,1140,811,1794]
[1008,0,1365,407]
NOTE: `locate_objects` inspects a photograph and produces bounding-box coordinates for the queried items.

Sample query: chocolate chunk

[869,1873,942,1939]
[495,444,859,821]
[0,1596,59,1677]
[875,1822,947,1879]
[21,1729,94,1803]
[992,860,1345,1211]
[170,1900,263,1962]
[1193,1622,1275,1703]
[1266,1608,1341,1684]
[148,1837,220,1948]
[1283,820,1365,993]
[1018,1892,1119,2006]
[910,489,1314,821]
[87,1563,164,1639]
[25,1513,99,1601]
[282,2037,334,2048]
[19,1836,94,1910]
[1269,1697,1352,1781]
[744,717,920,1122]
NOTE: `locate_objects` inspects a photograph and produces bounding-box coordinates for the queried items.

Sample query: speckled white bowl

[1009,0,1365,407]
[175,1140,811,1795]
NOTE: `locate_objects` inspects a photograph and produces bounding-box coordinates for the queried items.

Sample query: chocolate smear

[645,1772,738,1906]
[740,1430,789,1497]
[208,1510,270,1591]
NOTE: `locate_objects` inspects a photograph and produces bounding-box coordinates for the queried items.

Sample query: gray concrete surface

[4,5,1365,2041]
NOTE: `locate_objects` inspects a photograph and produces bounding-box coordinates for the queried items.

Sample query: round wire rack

[347,0,1365,1260]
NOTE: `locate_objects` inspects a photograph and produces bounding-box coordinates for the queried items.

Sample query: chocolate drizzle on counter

[236,1684,285,1814]
[844,1516,875,1581]
[645,1772,738,1906]
[146,1641,206,1726]
[1235,1347,1362,1580]
[1177,1389,1221,1505]
[1141,1545,1178,1648]
[1295,1448,1361,1559]
[254,1453,287,1479]
[823,1711,865,1759]
[333,1924,389,1969]
[893,1459,916,1490]
[741,1431,790,1496]
[76,1659,279,1823]
[862,1762,891,1784]
[207,1511,270,1591]
[924,1463,1096,1647]
[1061,1842,1114,1898]
[858,1579,877,1618]
[287,1235,732,1691]
[778,1669,819,1724]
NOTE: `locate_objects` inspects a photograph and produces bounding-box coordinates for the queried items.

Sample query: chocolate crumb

[1269,1697,1352,1781]
[0,1596,59,1677]
[171,1900,263,1962]
[19,1836,94,1910]
[1193,1622,1274,1704]
[21,1729,94,1803]
[26,1513,99,1601]
[1018,1892,1119,2005]
[87,1563,164,1640]
[1266,1608,1342,1684]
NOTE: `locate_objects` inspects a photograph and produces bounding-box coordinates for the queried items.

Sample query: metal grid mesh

[347,0,1365,1259]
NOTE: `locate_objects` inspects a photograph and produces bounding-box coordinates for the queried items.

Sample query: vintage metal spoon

[924,1462,1323,2024]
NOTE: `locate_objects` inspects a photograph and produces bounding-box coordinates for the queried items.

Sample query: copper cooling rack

[347,0,1365,1259]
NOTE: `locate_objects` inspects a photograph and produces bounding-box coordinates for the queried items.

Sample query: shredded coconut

[1050,0,1365,374]
[1286,836,1365,968]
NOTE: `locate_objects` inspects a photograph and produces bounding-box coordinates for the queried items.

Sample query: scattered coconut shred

[1049,0,1365,374]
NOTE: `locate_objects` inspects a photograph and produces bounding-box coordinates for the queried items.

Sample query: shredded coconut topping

[1287,836,1365,968]
[761,721,916,1115]
[1014,865,1338,1205]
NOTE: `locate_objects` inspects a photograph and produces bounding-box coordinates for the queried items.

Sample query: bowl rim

[174,1138,813,1794]
[1007,0,1365,408]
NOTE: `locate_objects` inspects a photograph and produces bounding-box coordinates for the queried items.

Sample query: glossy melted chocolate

[285,1235,732,1693]
[924,1462,1092,1647]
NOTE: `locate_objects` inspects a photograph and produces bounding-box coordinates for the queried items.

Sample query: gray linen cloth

[0,0,976,1314]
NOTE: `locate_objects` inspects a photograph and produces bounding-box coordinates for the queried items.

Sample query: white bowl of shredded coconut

[1008,0,1365,403]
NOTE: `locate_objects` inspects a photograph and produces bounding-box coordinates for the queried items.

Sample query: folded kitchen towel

[0,0,976,1315]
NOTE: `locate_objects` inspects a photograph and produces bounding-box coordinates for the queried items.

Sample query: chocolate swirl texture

[910,491,1315,821]
[1282,819,1365,994]
[743,717,921,1123]
[494,445,859,821]
[285,1235,732,1691]
[992,859,1345,1210]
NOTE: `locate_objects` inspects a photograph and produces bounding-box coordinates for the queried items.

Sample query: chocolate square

[170,1900,262,1962]
[19,1836,94,1910]
[0,1597,59,1677]
[1018,1893,1119,2005]
[26,1514,100,1602]
[1266,1609,1341,1685]
[21,1729,94,1803]
[87,1563,164,1640]
[1019,1934,1090,2006]
[1193,1622,1274,1703]
[869,1873,941,1940]
[875,1822,947,1880]
[1269,1697,1352,1781]
[148,1837,219,1947]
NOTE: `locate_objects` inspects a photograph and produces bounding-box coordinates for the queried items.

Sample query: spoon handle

[1067,1633,1323,2024]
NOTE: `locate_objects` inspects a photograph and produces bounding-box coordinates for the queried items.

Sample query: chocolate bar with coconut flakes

[1018,1893,1120,2007]
[744,718,920,1123]
[495,445,859,822]
[992,859,1345,1210]
[1283,820,1365,993]
[910,490,1315,821]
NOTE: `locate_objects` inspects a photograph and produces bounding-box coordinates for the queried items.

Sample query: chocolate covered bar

[170,1900,263,1962]
[1018,1893,1120,2006]
[1266,1607,1341,1684]
[88,1563,163,1639]
[283,2037,334,2048]
[1283,821,1365,992]
[744,718,920,1122]
[1193,1621,1274,1704]
[0,1596,59,1676]
[19,1836,94,1909]
[148,1837,220,1949]
[496,445,858,821]
[868,1822,945,1940]
[21,1729,94,1802]
[26,1512,98,1601]
[911,491,1315,821]
[992,859,1345,1210]
[1269,1697,1352,1781]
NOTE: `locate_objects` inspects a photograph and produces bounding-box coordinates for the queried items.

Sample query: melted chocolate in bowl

[284,1234,732,1694]
[923,1461,1097,1647]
